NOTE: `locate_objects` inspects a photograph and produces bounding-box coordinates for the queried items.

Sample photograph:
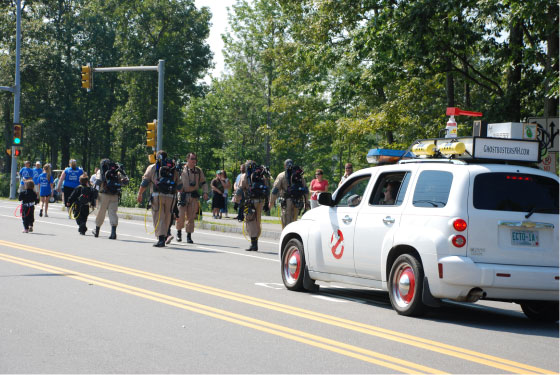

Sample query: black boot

[176,230,182,242]
[153,235,166,247]
[92,226,100,237]
[246,237,258,251]
[186,232,193,244]
[109,226,117,240]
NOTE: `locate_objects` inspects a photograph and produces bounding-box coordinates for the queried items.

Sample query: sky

[194,0,237,81]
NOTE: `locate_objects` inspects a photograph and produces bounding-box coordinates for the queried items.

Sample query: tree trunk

[446,58,455,107]
[544,7,559,117]
[505,19,523,122]
[463,59,471,108]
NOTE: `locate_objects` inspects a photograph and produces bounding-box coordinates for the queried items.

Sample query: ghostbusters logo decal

[330,229,344,259]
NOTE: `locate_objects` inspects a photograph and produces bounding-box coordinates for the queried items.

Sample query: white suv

[279,147,559,321]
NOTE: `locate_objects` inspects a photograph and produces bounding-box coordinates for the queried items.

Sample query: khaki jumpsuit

[270,171,308,229]
[142,164,181,238]
[176,166,208,233]
[237,173,267,238]
[95,169,125,228]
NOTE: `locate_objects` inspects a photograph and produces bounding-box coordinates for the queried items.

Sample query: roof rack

[405,136,541,165]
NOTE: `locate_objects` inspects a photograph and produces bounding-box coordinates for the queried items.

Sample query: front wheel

[281,239,306,291]
[388,254,426,316]
[520,301,559,322]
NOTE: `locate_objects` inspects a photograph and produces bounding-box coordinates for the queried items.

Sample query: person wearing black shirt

[18,180,39,233]
[67,175,97,235]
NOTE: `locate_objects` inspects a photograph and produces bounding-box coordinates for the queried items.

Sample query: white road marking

[0,202,279,245]
[0,213,279,262]
[255,282,285,289]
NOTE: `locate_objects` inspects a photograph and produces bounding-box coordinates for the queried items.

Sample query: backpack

[78,186,95,206]
[101,160,122,194]
[287,165,307,199]
[155,158,177,194]
[247,164,269,199]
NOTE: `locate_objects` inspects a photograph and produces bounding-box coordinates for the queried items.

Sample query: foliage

[1,0,557,193]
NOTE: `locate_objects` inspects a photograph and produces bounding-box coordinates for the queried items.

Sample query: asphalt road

[0,200,558,374]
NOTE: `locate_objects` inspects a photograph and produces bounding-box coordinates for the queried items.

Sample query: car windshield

[473,172,559,214]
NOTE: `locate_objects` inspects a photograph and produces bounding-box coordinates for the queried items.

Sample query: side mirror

[318,192,334,207]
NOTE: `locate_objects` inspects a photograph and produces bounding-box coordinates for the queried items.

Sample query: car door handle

[342,215,352,224]
[383,216,395,224]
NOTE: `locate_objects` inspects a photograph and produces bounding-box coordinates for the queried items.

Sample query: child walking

[18,180,39,233]
[67,175,97,235]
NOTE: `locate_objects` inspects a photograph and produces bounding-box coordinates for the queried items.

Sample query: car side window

[412,170,453,208]
[334,175,371,207]
[369,172,410,206]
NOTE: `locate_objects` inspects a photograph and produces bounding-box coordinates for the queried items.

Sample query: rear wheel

[520,301,559,322]
[388,254,426,316]
[281,239,306,291]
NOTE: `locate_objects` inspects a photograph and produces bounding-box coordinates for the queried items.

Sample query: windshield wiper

[412,200,446,207]
[525,207,558,219]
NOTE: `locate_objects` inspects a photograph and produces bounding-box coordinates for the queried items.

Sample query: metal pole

[157,60,164,151]
[9,0,21,199]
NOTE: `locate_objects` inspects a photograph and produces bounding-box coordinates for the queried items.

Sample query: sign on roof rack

[411,137,540,163]
[472,137,540,163]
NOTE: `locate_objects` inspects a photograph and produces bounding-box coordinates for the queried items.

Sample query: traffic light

[146,120,157,148]
[13,123,22,146]
[81,64,93,91]
[14,148,21,157]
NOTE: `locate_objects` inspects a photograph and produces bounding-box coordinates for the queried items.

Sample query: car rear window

[412,170,453,208]
[473,172,559,214]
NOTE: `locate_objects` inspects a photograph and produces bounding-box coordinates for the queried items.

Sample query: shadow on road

[314,286,558,337]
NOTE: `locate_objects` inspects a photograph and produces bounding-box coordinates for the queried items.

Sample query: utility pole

[0,0,22,199]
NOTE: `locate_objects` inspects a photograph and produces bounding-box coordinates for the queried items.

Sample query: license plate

[511,230,539,246]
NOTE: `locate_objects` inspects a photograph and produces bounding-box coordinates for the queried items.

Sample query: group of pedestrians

[17,158,128,238]
[17,153,356,253]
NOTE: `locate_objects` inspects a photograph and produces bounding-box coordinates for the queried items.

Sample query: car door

[315,174,372,276]
[354,169,414,280]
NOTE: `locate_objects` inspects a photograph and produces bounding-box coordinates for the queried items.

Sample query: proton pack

[100,159,125,194]
[247,163,269,199]
[286,165,308,200]
[155,158,177,195]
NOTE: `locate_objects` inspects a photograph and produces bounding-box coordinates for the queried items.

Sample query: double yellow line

[0,250,440,374]
[0,240,555,374]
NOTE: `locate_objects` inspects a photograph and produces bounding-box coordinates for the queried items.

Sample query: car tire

[281,238,307,291]
[520,301,559,322]
[388,254,426,316]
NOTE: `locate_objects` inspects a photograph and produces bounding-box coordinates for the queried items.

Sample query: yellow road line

[0,252,442,374]
[0,240,555,374]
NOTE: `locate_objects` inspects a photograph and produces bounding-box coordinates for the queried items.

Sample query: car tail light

[506,175,531,181]
[453,219,467,231]
[438,263,443,279]
[451,235,466,248]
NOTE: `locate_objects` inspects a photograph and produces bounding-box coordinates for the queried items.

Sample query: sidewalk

[109,206,283,240]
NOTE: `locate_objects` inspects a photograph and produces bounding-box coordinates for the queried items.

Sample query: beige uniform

[142,163,180,237]
[270,171,308,229]
[177,166,208,233]
[94,170,125,227]
[237,173,266,238]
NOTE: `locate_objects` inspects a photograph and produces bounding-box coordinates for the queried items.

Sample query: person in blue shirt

[18,160,33,193]
[38,163,54,217]
[56,159,84,217]
[32,161,42,195]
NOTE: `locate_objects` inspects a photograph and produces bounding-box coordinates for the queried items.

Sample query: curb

[107,211,282,240]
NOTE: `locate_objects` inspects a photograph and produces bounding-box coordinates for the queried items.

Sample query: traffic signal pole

[89,60,164,151]
[7,0,21,199]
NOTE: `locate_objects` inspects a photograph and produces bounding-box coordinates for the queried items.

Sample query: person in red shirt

[309,169,329,209]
